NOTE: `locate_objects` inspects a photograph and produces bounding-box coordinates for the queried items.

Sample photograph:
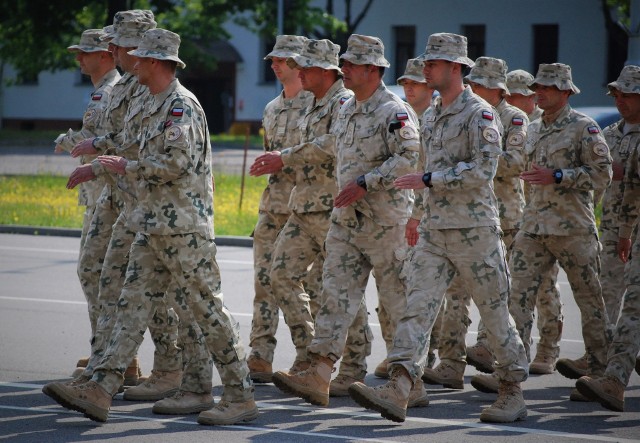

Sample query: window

[393,26,416,81]
[461,25,485,62]
[262,36,276,84]
[532,24,558,72]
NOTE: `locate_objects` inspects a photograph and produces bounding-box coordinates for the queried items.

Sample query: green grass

[0,174,267,236]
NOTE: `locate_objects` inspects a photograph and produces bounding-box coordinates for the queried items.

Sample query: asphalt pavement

[1,233,639,443]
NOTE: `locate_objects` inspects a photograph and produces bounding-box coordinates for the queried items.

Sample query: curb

[0,225,253,248]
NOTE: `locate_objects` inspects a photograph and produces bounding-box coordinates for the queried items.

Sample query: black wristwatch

[422,172,433,188]
[553,169,563,184]
[356,175,367,191]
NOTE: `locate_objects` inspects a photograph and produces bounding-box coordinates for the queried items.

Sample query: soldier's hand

[405,218,420,246]
[66,164,96,189]
[334,180,366,208]
[71,139,98,158]
[612,161,624,181]
[98,155,128,175]
[521,163,554,185]
[394,173,426,190]
[618,237,632,263]
[250,151,284,176]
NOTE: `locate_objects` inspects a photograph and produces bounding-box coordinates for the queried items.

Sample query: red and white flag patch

[482,111,494,121]
[91,93,103,101]
[511,117,524,126]
[396,112,409,121]
[171,107,184,117]
[587,126,600,134]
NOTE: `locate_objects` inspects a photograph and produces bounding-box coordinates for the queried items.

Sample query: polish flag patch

[171,107,184,117]
[511,117,524,126]
[339,96,349,105]
[482,111,494,121]
[396,112,409,121]
[91,93,103,101]
[587,126,600,134]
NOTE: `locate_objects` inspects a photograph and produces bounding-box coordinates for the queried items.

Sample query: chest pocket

[356,125,386,162]
[546,143,575,167]
[432,123,464,163]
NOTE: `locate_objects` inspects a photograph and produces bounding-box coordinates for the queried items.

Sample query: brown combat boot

[576,375,625,412]
[479,381,527,423]
[569,387,592,402]
[407,378,429,408]
[197,399,259,425]
[247,355,273,383]
[556,355,589,380]
[466,342,495,374]
[44,380,112,422]
[422,362,464,389]
[123,356,143,386]
[153,390,215,415]
[471,372,499,394]
[348,366,413,422]
[374,359,389,378]
[529,354,556,375]
[288,359,311,374]
[272,356,333,406]
[330,374,363,397]
[123,369,181,401]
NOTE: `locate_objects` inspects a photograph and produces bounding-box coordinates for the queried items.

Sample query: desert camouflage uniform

[387,86,528,383]
[600,119,639,328]
[308,83,420,365]
[91,77,253,402]
[509,104,612,374]
[55,67,120,332]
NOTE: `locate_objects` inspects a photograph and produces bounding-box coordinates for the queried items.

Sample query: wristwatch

[356,175,367,191]
[553,169,563,184]
[422,172,433,188]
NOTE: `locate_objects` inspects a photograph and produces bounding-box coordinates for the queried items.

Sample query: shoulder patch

[511,117,524,126]
[482,127,500,144]
[593,142,609,157]
[166,125,183,142]
[396,112,409,121]
[91,93,103,101]
[339,96,349,105]
[587,125,600,134]
[482,110,494,121]
[508,133,524,146]
[399,125,417,139]
[171,107,184,117]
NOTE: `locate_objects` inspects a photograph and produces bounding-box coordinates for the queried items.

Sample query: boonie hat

[418,33,474,67]
[465,56,508,92]
[506,70,535,96]
[67,29,110,53]
[397,58,426,84]
[128,28,186,69]
[529,63,580,94]
[340,34,390,67]
[265,35,308,60]
[287,39,341,73]
[607,65,640,95]
[111,10,157,48]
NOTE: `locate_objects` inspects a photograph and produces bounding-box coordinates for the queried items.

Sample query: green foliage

[607,0,631,27]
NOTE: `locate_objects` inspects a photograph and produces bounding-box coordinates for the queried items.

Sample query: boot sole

[529,365,555,375]
[45,384,108,422]
[153,401,215,415]
[348,384,406,422]
[249,372,273,384]
[555,361,586,380]
[470,378,498,394]
[271,373,329,407]
[197,408,259,425]
[575,379,624,412]
[480,406,527,423]
[407,396,430,408]
[467,356,495,374]
[123,387,179,401]
[421,374,464,390]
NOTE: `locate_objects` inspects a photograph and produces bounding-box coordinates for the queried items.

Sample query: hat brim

[339,52,390,68]
[528,79,580,95]
[397,75,426,85]
[128,49,186,69]
[286,55,342,74]
[67,45,110,53]
[419,52,474,68]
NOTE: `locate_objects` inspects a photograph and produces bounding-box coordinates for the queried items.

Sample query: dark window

[461,25,485,61]
[394,26,416,80]
[262,36,276,84]
[532,24,559,72]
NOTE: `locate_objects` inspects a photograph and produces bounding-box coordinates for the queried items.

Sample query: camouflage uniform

[509,64,612,375]
[91,30,254,405]
[249,35,316,365]
[308,35,420,366]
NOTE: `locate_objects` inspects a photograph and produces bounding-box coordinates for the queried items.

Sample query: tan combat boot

[466,342,495,374]
[471,372,499,393]
[529,354,556,375]
[153,390,215,415]
[422,362,464,389]
[247,355,273,383]
[569,387,592,402]
[288,359,311,374]
[576,375,625,412]
[555,354,588,380]
[407,378,429,408]
[123,369,181,401]
[330,374,363,397]
[374,359,389,378]
[479,381,527,423]
[197,399,259,425]
[123,356,143,386]
[348,366,413,422]
[272,356,333,406]
[44,380,112,422]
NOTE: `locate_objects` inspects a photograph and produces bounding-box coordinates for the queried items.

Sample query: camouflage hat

[287,39,341,73]
[607,65,640,95]
[418,33,474,67]
[529,63,580,94]
[397,58,426,84]
[67,29,110,53]
[506,69,535,96]
[111,10,157,48]
[128,28,186,69]
[340,34,390,67]
[101,25,117,42]
[264,35,308,60]
[465,56,508,92]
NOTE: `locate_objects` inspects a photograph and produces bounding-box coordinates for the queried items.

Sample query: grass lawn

[0,174,267,236]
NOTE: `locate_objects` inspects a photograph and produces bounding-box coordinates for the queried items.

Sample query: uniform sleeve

[56,94,109,152]
[558,124,612,192]
[496,114,528,179]
[619,146,640,239]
